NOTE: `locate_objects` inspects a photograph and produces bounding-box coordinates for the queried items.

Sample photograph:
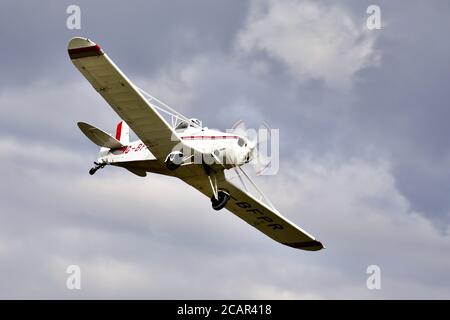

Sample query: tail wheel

[211,190,230,211]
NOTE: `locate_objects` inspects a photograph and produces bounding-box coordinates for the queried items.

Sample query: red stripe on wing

[68,44,104,59]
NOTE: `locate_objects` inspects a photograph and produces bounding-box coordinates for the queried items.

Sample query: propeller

[230,120,272,175]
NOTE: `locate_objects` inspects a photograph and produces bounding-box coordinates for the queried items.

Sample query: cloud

[237,0,379,88]
[133,54,269,130]
[251,156,450,298]
[1,134,449,299]
[0,79,124,149]
[1,0,450,300]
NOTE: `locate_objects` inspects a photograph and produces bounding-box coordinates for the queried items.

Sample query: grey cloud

[0,0,248,87]
[1,137,449,299]
[1,0,450,299]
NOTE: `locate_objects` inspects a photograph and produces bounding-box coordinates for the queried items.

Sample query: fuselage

[97,125,252,169]
[177,126,252,168]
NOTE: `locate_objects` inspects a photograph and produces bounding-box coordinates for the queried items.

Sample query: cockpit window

[238,138,245,147]
[175,118,202,130]
[190,118,202,127]
[175,121,189,130]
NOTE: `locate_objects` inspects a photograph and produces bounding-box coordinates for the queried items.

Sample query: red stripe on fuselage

[181,135,239,140]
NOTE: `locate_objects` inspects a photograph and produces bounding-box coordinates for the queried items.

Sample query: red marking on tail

[115,121,123,141]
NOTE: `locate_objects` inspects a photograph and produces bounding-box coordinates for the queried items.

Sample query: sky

[0,0,449,299]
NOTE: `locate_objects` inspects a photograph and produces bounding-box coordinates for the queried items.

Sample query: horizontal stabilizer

[77,122,124,149]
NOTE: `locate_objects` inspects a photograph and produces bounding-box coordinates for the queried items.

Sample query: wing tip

[284,240,325,251]
[68,37,103,59]
[77,121,88,128]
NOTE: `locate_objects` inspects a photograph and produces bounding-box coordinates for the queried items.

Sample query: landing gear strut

[89,162,106,175]
[205,166,230,211]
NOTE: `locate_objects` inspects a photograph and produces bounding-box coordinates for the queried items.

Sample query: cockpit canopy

[175,118,202,130]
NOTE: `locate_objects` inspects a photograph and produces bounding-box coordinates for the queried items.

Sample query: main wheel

[211,190,230,211]
[165,151,183,171]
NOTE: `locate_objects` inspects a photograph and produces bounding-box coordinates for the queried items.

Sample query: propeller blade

[230,120,247,136]
[231,120,273,175]
[256,121,271,146]
[252,152,272,175]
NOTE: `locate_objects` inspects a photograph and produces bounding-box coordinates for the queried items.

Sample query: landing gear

[204,165,230,211]
[165,151,184,171]
[211,190,230,211]
[89,162,106,175]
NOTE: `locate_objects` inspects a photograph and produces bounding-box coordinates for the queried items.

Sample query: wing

[182,169,324,251]
[77,122,124,149]
[68,37,180,161]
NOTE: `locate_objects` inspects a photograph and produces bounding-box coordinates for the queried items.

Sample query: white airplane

[68,37,324,251]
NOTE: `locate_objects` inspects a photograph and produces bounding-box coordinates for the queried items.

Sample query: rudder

[115,121,130,145]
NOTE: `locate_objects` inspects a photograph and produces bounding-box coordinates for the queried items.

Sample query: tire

[211,191,230,211]
[165,161,180,171]
[165,152,183,171]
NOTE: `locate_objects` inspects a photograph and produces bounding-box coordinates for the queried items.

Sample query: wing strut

[234,165,276,210]
[207,173,219,200]
[233,167,249,193]
[137,87,202,130]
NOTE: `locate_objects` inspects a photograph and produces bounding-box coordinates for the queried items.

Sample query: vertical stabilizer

[115,121,130,145]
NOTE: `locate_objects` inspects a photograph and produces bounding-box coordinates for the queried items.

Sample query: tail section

[115,121,130,145]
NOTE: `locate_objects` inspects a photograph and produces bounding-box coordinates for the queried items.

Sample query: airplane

[68,37,324,251]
